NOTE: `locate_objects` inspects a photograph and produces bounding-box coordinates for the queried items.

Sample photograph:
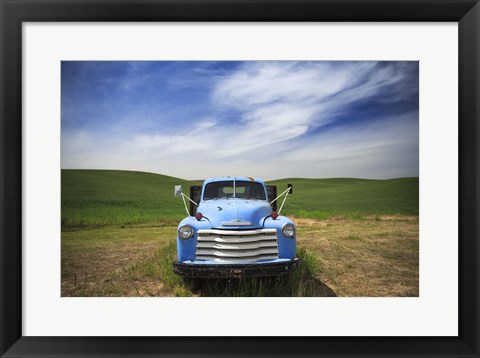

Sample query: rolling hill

[268,177,418,219]
[61,170,196,226]
[62,170,418,227]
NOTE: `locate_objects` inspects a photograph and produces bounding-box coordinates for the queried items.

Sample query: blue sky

[61,61,419,180]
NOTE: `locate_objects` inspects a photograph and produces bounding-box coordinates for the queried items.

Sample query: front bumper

[173,258,299,278]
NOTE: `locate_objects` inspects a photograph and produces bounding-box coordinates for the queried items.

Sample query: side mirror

[174,185,183,197]
[288,183,293,194]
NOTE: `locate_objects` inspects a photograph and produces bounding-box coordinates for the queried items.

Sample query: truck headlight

[178,225,194,240]
[282,224,295,238]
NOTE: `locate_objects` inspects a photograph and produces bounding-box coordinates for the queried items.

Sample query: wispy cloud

[61,61,418,180]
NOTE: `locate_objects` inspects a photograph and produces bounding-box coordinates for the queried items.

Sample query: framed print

[1,0,479,357]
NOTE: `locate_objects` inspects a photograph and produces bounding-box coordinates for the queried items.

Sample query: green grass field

[61,170,197,226]
[62,170,418,227]
[268,177,418,219]
[61,169,419,297]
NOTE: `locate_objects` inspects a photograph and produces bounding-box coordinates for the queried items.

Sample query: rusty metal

[173,258,299,278]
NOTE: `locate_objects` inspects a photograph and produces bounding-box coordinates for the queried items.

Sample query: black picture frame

[1,1,479,357]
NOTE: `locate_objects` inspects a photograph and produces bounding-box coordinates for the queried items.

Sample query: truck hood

[197,199,272,229]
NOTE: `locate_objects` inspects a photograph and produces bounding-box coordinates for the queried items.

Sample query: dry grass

[295,216,419,296]
[61,226,172,296]
[61,216,418,297]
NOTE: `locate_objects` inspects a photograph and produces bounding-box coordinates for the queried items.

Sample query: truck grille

[196,228,279,262]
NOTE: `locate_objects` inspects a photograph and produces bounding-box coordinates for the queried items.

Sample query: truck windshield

[203,181,266,200]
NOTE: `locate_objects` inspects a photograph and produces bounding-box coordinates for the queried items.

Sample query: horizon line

[60,168,419,182]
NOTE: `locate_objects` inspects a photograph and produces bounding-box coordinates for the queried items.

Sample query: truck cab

[173,177,298,278]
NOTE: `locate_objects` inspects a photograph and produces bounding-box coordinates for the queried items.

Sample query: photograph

[61,60,419,297]
[2,0,478,355]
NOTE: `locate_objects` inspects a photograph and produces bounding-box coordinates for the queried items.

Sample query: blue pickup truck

[173,177,298,278]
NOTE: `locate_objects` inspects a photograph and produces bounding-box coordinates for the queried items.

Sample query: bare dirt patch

[364,215,418,221]
[292,217,331,227]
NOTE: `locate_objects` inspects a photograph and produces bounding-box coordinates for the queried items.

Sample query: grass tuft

[129,244,335,297]
[196,247,333,297]
[342,235,363,241]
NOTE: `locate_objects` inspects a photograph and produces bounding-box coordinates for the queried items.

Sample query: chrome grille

[196,228,279,262]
